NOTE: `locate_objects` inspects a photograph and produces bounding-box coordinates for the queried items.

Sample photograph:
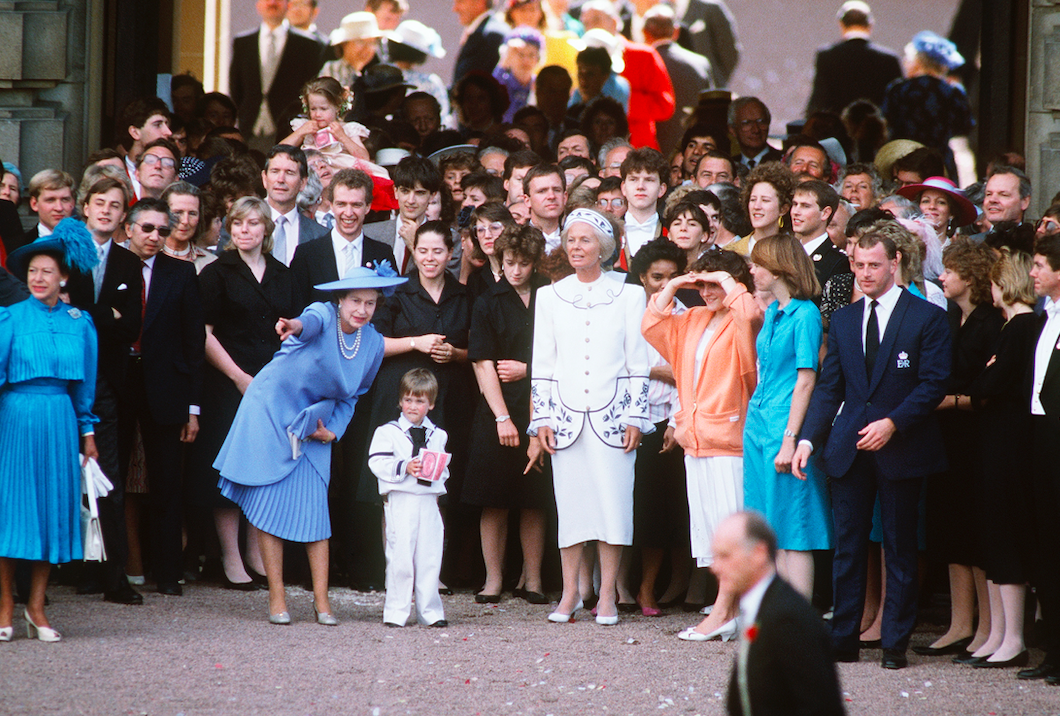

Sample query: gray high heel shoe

[268,611,291,625]
[315,608,338,626]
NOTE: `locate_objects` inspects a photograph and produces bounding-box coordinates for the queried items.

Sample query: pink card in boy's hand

[418,450,450,482]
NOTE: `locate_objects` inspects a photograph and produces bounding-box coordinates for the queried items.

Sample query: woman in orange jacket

[642,249,762,641]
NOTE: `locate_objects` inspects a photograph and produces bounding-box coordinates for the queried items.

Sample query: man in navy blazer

[290,169,395,311]
[794,228,950,669]
[452,0,508,83]
[121,199,206,596]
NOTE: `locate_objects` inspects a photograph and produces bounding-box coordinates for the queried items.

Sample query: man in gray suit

[644,5,714,157]
[262,145,329,267]
[676,0,740,87]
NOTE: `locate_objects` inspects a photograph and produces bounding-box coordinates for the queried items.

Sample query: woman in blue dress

[744,234,832,599]
[214,265,405,626]
[0,219,100,642]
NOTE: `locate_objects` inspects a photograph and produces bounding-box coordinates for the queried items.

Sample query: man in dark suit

[0,195,27,259]
[805,1,902,115]
[0,265,27,306]
[121,199,206,596]
[263,145,329,267]
[675,0,740,88]
[791,180,850,293]
[24,169,77,244]
[452,0,508,83]
[715,512,844,716]
[728,97,783,170]
[291,169,395,310]
[643,6,714,157]
[793,229,951,670]
[66,177,145,605]
[1022,236,1060,683]
[229,0,325,151]
[363,155,442,274]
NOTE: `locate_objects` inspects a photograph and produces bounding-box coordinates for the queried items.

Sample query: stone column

[1027,1,1060,216]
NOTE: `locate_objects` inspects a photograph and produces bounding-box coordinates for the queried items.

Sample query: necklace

[337,313,362,360]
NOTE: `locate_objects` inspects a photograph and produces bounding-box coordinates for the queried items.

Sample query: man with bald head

[714,512,844,716]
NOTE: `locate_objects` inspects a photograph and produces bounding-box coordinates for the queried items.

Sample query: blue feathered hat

[7,217,100,279]
[314,259,407,298]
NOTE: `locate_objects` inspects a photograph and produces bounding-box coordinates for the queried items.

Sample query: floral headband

[563,208,614,238]
[302,89,353,118]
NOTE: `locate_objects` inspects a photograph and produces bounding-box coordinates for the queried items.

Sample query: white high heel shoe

[24,610,61,642]
[548,598,584,623]
[0,626,12,642]
[678,618,739,642]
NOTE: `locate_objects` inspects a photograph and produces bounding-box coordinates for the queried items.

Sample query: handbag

[80,456,112,563]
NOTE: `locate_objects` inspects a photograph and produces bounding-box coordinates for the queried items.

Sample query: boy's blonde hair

[399,368,439,404]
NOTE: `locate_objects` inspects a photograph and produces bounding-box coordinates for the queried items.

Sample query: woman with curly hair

[728,162,797,256]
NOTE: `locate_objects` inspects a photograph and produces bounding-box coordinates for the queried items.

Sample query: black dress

[189,251,294,507]
[969,311,1036,585]
[355,271,473,503]
[929,300,1004,566]
[462,276,552,510]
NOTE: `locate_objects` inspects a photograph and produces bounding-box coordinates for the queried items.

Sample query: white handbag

[80,456,112,563]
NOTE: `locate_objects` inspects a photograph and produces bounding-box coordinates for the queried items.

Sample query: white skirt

[552,429,635,548]
[685,455,744,567]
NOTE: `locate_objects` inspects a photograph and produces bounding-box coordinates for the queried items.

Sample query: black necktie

[409,426,430,485]
[865,299,879,378]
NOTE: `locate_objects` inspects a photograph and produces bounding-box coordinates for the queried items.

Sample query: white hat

[570,28,624,74]
[329,12,383,46]
[386,20,446,59]
[376,147,411,167]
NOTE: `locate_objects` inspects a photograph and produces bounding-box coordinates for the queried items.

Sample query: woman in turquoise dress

[743,234,832,600]
[214,265,405,626]
[0,219,100,643]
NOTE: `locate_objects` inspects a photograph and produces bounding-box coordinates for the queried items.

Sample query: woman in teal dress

[743,234,832,600]
[0,219,100,643]
[214,265,405,626]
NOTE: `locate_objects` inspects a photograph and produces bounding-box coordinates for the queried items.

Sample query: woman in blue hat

[214,262,405,626]
[0,218,100,643]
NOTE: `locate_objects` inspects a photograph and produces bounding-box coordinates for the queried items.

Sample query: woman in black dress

[191,197,293,588]
[923,239,1003,657]
[965,249,1037,667]
[462,224,549,604]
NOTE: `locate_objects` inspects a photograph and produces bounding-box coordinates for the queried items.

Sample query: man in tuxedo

[728,98,783,169]
[66,177,144,604]
[793,229,950,670]
[229,0,325,152]
[121,199,206,596]
[25,170,76,243]
[716,512,844,716]
[1022,236,1060,683]
[291,168,395,310]
[805,1,902,116]
[364,155,442,274]
[790,180,850,292]
[643,5,714,157]
[452,0,508,83]
[263,145,329,267]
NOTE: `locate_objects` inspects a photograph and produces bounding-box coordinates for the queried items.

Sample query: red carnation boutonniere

[745,623,759,643]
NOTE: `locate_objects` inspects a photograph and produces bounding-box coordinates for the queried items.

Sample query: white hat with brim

[330,12,383,46]
[569,28,624,74]
[873,139,924,181]
[385,20,446,59]
[315,265,407,293]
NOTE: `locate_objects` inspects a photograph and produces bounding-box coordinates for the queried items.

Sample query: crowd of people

[1,0,1058,696]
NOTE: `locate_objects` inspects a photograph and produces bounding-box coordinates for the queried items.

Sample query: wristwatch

[496,415,511,423]
[783,429,797,438]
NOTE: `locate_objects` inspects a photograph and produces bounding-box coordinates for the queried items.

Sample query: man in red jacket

[579,1,675,150]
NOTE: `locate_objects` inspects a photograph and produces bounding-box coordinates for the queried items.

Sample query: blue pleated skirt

[218,458,331,543]
[0,383,83,563]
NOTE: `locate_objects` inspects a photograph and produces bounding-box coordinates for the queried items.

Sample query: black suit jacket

[0,199,26,258]
[807,238,851,295]
[806,37,902,115]
[0,266,28,307]
[141,253,206,425]
[675,0,740,87]
[453,14,508,83]
[654,41,714,156]
[229,27,325,135]
[289,233,396,311]
[726,577,845,716]
[1036,312,1060,416]
[66,242,143,397]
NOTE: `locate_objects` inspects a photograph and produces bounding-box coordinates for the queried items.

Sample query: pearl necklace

[337,314,362,360]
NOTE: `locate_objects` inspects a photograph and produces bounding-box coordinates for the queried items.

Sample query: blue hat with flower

[7,217,99,279]
[314,260,407,297]
[911,31,964,72]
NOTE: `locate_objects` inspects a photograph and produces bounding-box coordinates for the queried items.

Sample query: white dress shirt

[802,234,830,257]
[93,239,112,301]
[624,211,660,259]
[1032,297,1060,415]
[861,281,902,349]
[270,206,300,266]
[331,228,363,278]
[124,155,142,199]
[257,21,288,86]
[738,570,776,631]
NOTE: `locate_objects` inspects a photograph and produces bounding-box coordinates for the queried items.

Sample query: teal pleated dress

[0,298,98,564]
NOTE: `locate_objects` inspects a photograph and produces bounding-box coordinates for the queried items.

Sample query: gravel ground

[0,584,1056,716]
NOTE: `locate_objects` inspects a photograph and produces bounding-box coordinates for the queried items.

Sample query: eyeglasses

[1037,218,1060,233]
[141,154,176,169]
[737,118,769,129]
[597,198,627,209]
[475,221,505,237]
[133,221,172,237]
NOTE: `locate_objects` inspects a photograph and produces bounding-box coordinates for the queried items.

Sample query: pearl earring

[60,280,67,288]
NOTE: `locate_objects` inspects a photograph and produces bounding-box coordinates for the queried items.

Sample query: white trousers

[383,492,445,625]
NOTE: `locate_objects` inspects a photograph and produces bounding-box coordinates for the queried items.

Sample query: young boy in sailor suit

[368,368,450,627]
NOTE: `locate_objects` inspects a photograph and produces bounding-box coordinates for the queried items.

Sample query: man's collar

[738,569,776,627]
[260,19,289,35]
[625,211,658,229]
[841,28,871,41]
[270,204,298,223]
[141,253,158,268]
[332,227,362,248]
[801,233,830,256]
[867,280,902,309]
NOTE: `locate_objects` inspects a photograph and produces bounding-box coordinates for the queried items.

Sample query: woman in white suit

[529,208,653,626]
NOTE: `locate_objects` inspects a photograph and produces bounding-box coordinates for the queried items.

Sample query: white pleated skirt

[552,429,635,549]
[685,455,744,567]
